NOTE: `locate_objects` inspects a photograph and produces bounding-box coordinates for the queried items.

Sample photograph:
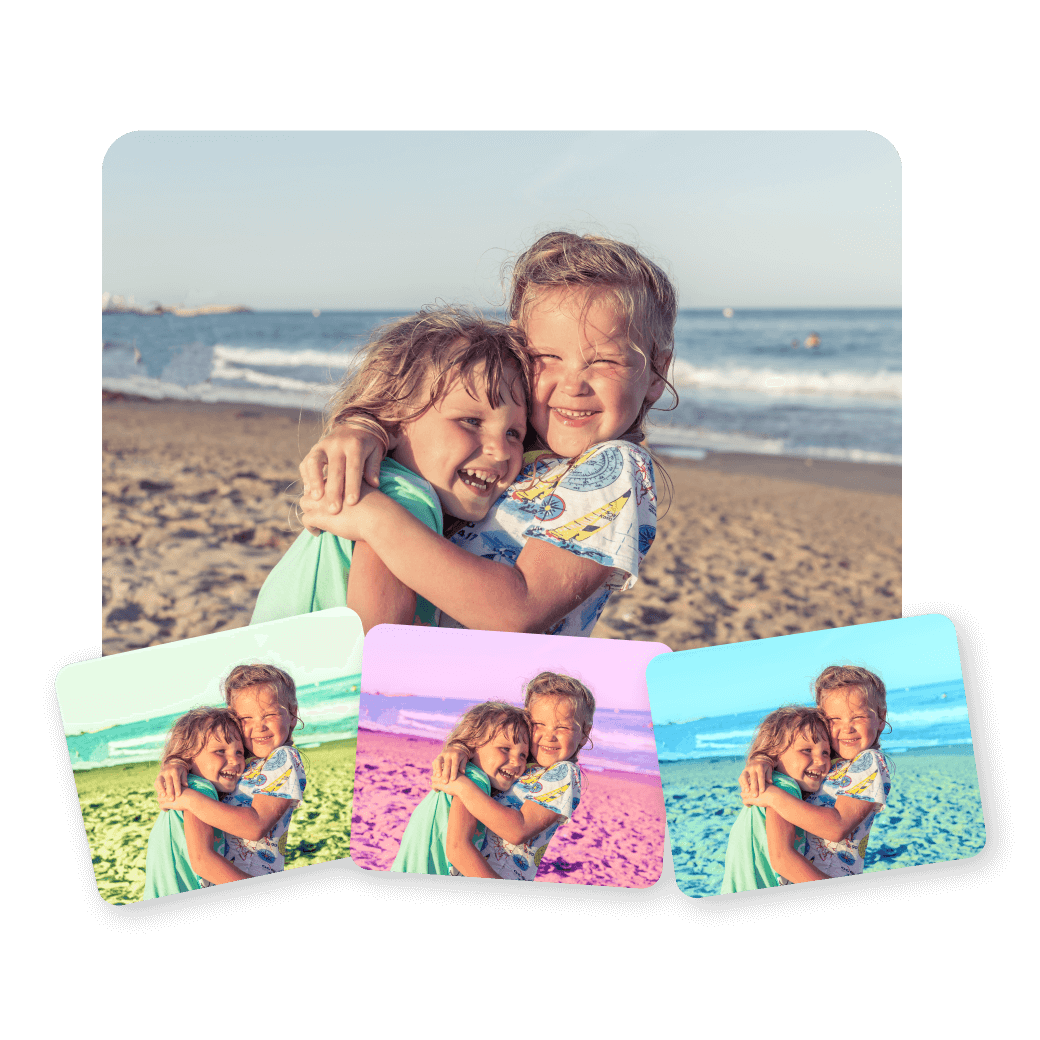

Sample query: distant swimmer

[791,339,800,349]
[804,332,820,348]
[722,307,734,318]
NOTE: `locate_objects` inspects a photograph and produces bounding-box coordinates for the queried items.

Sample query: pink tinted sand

[352,728,665,888]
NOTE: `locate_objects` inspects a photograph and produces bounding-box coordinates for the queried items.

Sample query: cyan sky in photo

[103,131,901,311]
[646,615,961,724]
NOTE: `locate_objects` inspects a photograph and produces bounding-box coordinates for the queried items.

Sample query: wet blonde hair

[443,701,532,757]
[507,231,679,442]
[523,671,596,760]
[746,705,830,767]
[222,663,301,746]
[326,307,532,440]
[160,706,244,772]
[813,665,889,748]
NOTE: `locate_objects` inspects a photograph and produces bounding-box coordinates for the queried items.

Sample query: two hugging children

[143,664,306,898]
[721,665,893,892]
[250,230,676,637]
[392,671,594,880]
[143,229,670,898]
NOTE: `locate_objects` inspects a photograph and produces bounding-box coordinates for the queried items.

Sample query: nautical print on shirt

[442,441,657,637]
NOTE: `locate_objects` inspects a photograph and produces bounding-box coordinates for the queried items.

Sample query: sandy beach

[661,746,986,898]
[103,396,900,655]
[352,729,665,887]
[74,738,355,904]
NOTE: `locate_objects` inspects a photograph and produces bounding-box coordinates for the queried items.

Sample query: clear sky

[102,131,901,311]
[646,614,962,724]
[57,609,363,734]
[362,625,669,711]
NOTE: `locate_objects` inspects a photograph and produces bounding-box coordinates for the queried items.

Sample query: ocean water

[653,678,970,761]
[361,692,659,777]
[66,674,360,770]
[102,307,901,465]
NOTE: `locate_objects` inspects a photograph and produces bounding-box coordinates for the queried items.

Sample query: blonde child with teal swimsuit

[720,705,833,893]
[391,702,531,877]
[297,232,677,637]
[249,310,530,634]
[143,706,252,898]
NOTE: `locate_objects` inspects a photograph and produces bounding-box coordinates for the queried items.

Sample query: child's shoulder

[848,748,889,773]
[772,772,804,799]
[521,441,653,486]
[186,773,220,799]
[522,760,580,786]
[256,745,306,774]
[462,761,492,792]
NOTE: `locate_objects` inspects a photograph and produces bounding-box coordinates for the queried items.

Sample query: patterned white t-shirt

[805,749,891,877]
[443,442,657,637]
[481,761,581,881]
[223,745,307,876]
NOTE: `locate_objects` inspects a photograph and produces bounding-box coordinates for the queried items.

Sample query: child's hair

[160,706,244,771]
[507,231,679,442]
[325,307,532,440]
[443,701,532,757]
[222,663,301,745]
[746,705,831,767]
[523,671,596,759]
[813,665,889,746]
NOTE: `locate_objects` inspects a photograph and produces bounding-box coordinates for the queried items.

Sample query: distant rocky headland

[102,293,251,317]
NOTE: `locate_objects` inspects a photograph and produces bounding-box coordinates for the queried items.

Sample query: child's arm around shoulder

[746,756,883,843]
[161,787,293,842]
[434,773,561,846]
[183,811,252,885]
[300,486,609,633]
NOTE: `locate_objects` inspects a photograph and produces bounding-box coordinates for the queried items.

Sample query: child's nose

[558,357,593,395]
[482,432,512,462]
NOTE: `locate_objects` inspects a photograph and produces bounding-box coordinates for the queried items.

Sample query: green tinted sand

[74,738,356,905]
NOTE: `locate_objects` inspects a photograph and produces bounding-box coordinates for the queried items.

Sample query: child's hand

[741,785,776,808]
[739,758,774,799]
[298,484,382,541]
[158,787,198,812]
[431,747,470,785]
[299,425,388,513]
[155,760,190,807]
[431,775,470,797]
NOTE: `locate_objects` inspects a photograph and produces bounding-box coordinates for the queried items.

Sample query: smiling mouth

[457,468,500,494]
[218,769,241,783]
[803,769,826,783]
[550,407,598,424]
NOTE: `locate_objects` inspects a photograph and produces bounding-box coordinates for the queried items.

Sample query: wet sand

[103,396,900,654]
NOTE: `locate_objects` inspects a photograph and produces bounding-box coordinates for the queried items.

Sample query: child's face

[473,726,529,792]
[393,357,527,521]
[524,288,666,457]
[529,694,585,767]
[232,684,293,758]
[191,730,246,794]
[820,686,881,760]
[774,727,831,793]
